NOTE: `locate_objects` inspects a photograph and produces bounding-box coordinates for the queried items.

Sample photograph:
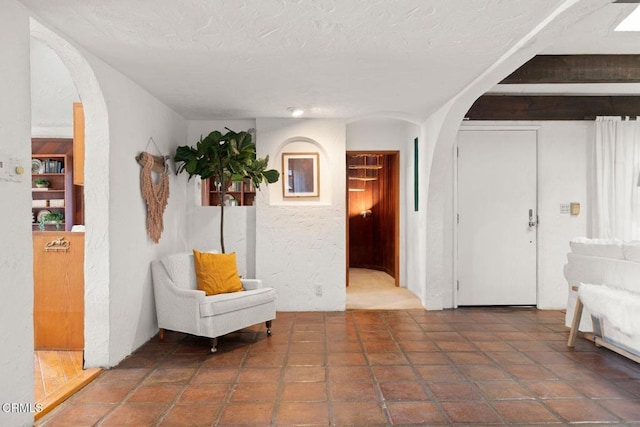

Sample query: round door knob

[15,166,24,175]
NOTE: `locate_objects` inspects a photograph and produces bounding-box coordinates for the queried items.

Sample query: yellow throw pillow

[193,250,244,296]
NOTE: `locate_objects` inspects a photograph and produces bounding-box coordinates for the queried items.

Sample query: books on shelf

[40,159,64,173]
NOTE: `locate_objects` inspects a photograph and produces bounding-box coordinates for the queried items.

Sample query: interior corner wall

[255,118,346,311]
[80,51,188,366]
[185,119,257,277]
[0,2,35,426]
[345,118,421,296]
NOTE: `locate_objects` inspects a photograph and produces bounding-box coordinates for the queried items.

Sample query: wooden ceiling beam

[466,95,640,120]
[500,55,640,84]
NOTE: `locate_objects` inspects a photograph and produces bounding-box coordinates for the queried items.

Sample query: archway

[422,0,610,310]
[31,18,111,368]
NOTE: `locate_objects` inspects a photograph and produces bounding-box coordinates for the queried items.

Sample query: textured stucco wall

[0,2,35,426]
[255,119,346,311]
[30,38,79,138]
[84,56,188,366]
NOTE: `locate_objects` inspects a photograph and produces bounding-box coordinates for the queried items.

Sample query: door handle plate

[528,209,537,228]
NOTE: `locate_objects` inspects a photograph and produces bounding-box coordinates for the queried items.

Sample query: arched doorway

[30,15,111,390]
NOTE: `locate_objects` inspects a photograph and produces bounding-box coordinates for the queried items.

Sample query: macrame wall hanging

[136,138,170,243]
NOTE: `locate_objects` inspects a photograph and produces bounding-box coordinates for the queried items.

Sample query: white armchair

[151,251,276,352]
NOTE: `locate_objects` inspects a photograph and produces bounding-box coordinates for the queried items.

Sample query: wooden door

[33,232,84,349]
[457,130,537,306]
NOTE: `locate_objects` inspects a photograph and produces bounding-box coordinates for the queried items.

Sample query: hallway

[36,308,640,425]
[347,268,423,310]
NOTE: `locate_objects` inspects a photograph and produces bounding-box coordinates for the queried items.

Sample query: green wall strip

[414,137,419,211]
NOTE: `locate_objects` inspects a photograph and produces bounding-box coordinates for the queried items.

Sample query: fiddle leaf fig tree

[174,128,279,253]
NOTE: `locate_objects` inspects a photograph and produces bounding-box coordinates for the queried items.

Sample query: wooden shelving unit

[201,178,256,206]
[31,154,73,231]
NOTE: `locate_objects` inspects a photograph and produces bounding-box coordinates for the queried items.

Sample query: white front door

[457,129,537,306]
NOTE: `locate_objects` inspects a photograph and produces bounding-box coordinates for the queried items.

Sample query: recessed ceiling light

[615,4,640,31]
[288,107,304,117]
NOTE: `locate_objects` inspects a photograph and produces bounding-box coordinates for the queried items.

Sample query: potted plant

[39,211,64,230]
[34,179,50,188]
[174,129,279,253]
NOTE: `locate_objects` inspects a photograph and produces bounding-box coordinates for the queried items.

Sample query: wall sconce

[361,209,372,218]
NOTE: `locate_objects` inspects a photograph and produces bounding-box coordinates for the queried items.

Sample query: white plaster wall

[255,119,346,311]
[345,118,420,295]
[30,38,79,138]
[0,2,34,425]
[457,122,591,309]
[537,121,590,309]
[83,57,188,365]
[185,120,258,277]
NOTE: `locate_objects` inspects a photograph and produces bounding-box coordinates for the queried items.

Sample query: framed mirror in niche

[282,152,319,198]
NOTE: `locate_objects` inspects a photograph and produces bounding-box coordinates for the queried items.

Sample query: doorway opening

[30,25,107,419]
[346,151,417,309]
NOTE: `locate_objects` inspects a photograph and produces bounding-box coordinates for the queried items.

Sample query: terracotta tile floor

[37,308,640,426]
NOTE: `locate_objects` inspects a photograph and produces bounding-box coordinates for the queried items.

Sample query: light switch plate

[0,156,24,183]
[570,202,580,216]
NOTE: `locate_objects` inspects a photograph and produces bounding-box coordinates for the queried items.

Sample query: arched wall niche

[271,136,332,206]
[30,18,111,367]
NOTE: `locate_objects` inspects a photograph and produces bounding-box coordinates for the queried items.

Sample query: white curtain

[592,116,640,240]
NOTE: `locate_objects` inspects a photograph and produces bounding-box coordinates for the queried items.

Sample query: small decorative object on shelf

[39,211,64,231]
[34,179,50,188]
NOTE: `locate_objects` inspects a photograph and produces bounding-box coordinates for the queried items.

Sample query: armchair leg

[266,320,272,336]
[210,337,218,353]
[158,328,166,342]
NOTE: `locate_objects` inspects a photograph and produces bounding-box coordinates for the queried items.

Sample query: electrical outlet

[560,203,570,214]
[315,285,322,297]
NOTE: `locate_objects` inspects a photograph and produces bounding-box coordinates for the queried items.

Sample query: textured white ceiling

[19,0,640,120]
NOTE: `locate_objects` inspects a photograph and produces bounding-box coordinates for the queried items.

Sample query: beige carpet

[346,268,424,310]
